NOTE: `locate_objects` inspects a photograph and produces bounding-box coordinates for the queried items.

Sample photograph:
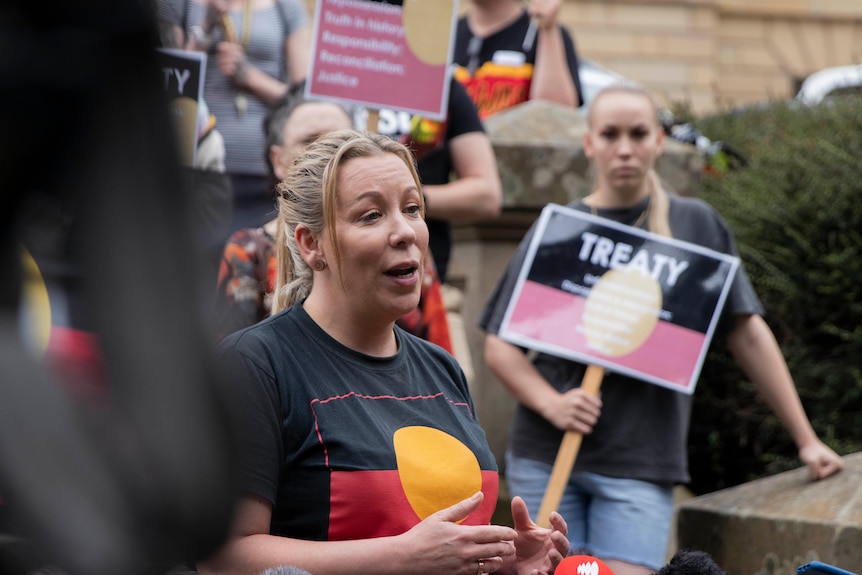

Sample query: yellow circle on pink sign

[582,267,662,357]
[402,0,455,66]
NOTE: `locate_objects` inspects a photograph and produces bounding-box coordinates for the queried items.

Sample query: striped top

[185,0,309,176]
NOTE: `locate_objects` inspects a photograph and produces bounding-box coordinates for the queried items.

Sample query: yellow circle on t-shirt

[582,267,662,357]
[402,0,455,66]
[394,425,482,521]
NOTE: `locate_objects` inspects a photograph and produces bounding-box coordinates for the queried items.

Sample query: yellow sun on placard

[20,247,51,356]
[402,0,455,66]
[582,267,662,357]
[393,426,481,521]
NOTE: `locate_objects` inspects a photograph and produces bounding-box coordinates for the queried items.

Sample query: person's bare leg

[604,559,656,575]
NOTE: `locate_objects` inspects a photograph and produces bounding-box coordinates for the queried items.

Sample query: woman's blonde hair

[271,129,423,313]
[587,81,672,238]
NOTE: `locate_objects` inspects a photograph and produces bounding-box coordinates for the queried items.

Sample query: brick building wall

[304,0,862,114]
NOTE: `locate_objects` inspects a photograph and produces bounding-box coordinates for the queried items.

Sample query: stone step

[677,452,862,575]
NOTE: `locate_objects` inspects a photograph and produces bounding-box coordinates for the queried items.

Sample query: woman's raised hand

[511,496,569,575]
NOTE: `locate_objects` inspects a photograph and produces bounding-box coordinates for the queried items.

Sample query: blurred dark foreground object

[0,2,240,574]
[654,550,727,575]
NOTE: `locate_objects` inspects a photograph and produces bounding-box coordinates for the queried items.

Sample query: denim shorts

[505,452,674,570]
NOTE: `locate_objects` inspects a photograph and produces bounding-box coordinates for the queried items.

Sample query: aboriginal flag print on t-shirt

[317,392,497,540]
[222,304,499,542]
[274,389,498,540]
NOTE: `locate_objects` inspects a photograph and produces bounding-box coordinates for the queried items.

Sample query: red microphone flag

[555,555,616,575]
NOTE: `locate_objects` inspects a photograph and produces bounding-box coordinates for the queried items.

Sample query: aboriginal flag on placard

[236,309,499,542]
[499,204,739,395]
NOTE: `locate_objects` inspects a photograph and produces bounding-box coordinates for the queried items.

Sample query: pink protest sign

[306,0,457,120]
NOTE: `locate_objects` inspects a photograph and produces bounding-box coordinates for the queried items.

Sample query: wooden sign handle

[221,15,237,44]
[536,364,605,528]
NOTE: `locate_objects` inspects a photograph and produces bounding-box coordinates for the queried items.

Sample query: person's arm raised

[527,0,579,107]
[500,496,568,575]
[213,12,311,107]
[215,41,289,107]
[284,23,311,86]
[423,131,502,224]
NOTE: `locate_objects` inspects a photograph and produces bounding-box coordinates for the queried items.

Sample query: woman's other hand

[510,496,569,575]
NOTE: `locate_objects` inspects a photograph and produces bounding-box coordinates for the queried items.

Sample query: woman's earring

[313,259,327,271]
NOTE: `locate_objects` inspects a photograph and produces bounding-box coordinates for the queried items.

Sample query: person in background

[479,82,843,575]
[182,0,311,231]
[213,86,353,341]
[453,0,582,117]
[199,130,570,575]
[375,77,503,284]
[654,550,727,575]
[3,3,239,572]
[154,0,233,305]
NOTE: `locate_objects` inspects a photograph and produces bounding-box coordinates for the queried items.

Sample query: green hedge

[685,97,862,495]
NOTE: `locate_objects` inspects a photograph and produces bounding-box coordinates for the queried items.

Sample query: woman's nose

[390,212,419,246]
[617,136,633,155]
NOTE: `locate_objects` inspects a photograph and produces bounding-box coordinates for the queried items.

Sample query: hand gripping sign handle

[536,364,605,528]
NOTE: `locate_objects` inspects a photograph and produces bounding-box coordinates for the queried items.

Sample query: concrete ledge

[483,99,705,207]
[677,452,862,575]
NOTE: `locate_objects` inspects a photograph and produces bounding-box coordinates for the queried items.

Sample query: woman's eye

[601,129,618,140]
[405,204,422,216]
[361,211,382,222]
[631,128,649,140]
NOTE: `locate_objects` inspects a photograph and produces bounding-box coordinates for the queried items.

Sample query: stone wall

[677,452,862,575]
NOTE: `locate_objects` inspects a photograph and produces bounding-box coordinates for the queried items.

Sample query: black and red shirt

[452,10,582,118]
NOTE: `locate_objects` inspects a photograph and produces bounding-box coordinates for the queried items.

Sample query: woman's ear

[654,127,665,158]
[583,131,594,159]
[295,224,323,268]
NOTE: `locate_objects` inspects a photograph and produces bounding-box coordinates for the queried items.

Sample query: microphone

[555,555,616,575]
[258,567,314,575]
